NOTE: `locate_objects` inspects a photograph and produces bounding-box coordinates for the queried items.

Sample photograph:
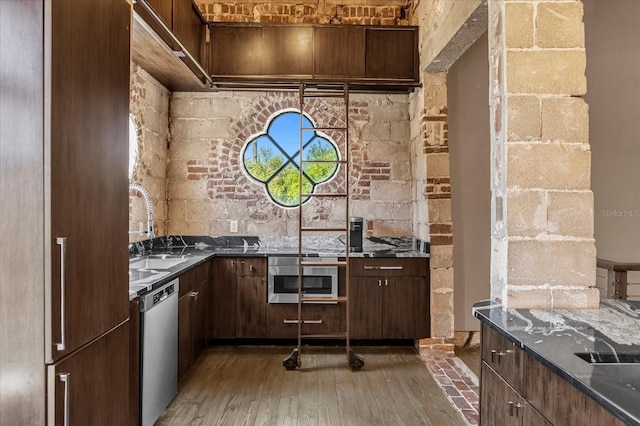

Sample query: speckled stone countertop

[473,300,640,425]
[129,235,429,299]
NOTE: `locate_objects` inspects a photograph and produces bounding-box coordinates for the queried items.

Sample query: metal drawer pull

[59,373,70,426]
[490,349,506,363]
[189,291,199,301]
[363,266,403,270]
[283,319,323,325]
[384,279,388,286]
[508,401,523,416]
[56,237,67,351]
[378,280,382,287]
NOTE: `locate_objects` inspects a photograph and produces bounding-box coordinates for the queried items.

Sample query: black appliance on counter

[349,217,363,252]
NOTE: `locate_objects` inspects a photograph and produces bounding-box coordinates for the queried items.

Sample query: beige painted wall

[584,0,640,263]
[448,31,490,331]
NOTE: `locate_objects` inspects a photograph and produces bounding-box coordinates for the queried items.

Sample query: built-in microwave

[267,256,338,303]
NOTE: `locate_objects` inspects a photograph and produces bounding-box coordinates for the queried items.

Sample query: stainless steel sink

[575,352,640,364]
[129,257,188,270]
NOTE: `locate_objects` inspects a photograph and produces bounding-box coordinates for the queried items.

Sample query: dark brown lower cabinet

[350,276,429,339]
[209,258,236,339]
[480,363,547,426]
[48,321,129,426]
[236,275,267,338]
[267,303,342,338]
[178,279,208,379]
[480,324,626,426]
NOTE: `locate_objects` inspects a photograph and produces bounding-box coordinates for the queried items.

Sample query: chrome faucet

[129,183,154,239]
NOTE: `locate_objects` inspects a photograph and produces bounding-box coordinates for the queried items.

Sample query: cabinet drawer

[267,304,342,339]
[178,262,209,297]
[237,257,266,277]
[481,323,523,393]
[523,350,626,426]
[350,258,428,277]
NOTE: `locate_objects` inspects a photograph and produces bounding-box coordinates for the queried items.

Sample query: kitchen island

[473,299,640,425]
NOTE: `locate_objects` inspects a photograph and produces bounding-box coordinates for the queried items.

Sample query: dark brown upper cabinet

[172,0,207,68]
[210,26,263,76]
[365,27,417,80]
[147,0,173,30]
[262,26,314,76]
[209,23,419,91]
[133,0,210,90]
[314,26,365,79]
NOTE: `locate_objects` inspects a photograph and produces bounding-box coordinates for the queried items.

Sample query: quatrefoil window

[242,110,339,207]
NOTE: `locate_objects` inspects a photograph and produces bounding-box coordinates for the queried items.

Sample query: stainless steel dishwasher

[140,278,179,426]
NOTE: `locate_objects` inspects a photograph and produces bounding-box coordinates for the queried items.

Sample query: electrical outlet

[230,220,238,233]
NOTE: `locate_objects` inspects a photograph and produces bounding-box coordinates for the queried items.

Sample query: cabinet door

[365,28,417,80]
[383,276,428,339]
[48,0,130,362]
[178,294,192,379]
[210,26,263,76]
[350,277,382,339]
[480,363,523,426]
[267,303,342,338]
[147,0,172,29]
[48,321,129,426]
[192,279,208,360]
[172,0,205,67]
[522,404,551,426]
[481,324,523,393]
[314,26,364,78]
[262,26,313,76]
[236,275,267,338]
[210,258,236,338]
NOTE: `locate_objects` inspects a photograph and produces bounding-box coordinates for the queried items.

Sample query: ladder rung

[301,227,347,232]
[301,159,347,164]
[300,296,348,303]
[300,260,347,267]
[300,332,347,339]
[302,93,345,99]
[301,127,347,132]
[300,193,347,198]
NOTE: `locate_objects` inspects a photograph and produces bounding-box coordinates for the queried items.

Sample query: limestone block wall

[490,0,598,308]
[167,91,413,236]
[129,64,170,242]
[194,0,409,25]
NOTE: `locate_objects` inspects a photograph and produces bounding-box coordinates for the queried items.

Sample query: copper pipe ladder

[282,82,364,371]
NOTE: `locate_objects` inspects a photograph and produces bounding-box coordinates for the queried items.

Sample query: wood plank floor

[157,346,466,426]
[454,347,480,378]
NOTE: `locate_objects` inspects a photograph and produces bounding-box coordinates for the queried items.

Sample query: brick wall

[129,64,170,242]
[168,91,413,236]
[194,0,409,25]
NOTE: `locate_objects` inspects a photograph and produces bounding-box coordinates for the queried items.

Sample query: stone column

[489,0,598,308]
[419,72,455,352]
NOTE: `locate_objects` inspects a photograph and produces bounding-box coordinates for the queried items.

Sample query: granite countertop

[473,299,640,425]
[129,235,429,299]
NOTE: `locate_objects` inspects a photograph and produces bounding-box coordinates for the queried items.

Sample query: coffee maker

[349,217,363,252]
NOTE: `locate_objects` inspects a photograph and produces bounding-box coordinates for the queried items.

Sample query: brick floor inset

[421,352,479,426]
